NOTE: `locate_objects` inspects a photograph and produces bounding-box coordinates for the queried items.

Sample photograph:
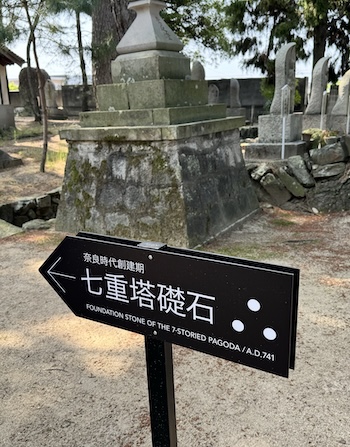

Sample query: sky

[6,42,314,85]
[5,12,314,85]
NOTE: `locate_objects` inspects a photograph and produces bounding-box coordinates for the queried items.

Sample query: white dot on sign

[263,327,277,341]
[248,298,261,312]
[153,330,157,336]
[232,320,245,332]
[148,255,153,260]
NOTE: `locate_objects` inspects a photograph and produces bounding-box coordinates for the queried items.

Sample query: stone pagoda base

[57,117,259,248]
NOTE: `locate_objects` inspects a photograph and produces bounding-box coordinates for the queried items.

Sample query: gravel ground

[0,208,349,446]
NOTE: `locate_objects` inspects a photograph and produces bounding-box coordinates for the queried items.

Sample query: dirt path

[1,208,349,446]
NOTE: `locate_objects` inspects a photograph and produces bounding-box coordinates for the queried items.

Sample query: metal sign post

[281,85,291,160]
[145,337,177,447]
[40,232,300,446]
[320,90,328,130]
[346,94,350,135]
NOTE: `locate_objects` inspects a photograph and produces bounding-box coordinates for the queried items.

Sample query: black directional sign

[39,232,299,378]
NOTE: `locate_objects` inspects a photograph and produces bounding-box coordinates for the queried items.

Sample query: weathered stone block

[312,162,346,179]
[251,163,272,181]
[80,105,227,127]
[111,50,191,83]
[258,113,303,143]
[56,125,258,248]
[152,105,227,125]
[0,150,23,170]
[127,80,208,109]
[276,166,306,198]
[80,110,155,127]
[243,142,306,160]
[310,143,347,165]
[287,155,315,187]
[97,84,129,111]
[260,173,292,206]
[97,80,209,112]
[36,195,52,208]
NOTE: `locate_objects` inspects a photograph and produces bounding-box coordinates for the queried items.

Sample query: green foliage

[45,0,93,16]
[163,0,232,57]
[8,81,19,91]
[226,0,350,78]
[260,78,302,111]
[302,128,338,148]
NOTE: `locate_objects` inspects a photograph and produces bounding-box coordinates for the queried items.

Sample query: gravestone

[191,61,205,80]
[44,79,68,120]
[245,43,305,160]
[56,0,258,248]
[330,69,350,133]
[304,57,330,130]
[208,84,219,104]
[207,79,246,118]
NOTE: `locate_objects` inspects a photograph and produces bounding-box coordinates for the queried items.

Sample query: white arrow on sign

[47,257,77,293]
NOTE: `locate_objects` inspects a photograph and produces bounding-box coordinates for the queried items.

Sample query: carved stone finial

[270,43,296,115]
[117,0,183,55]
[305,57,329,115]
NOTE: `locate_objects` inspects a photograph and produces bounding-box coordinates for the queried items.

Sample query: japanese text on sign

[81,267,216,325]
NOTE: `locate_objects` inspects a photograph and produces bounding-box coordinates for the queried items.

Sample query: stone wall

[246,138,350,212]
[0,188,60,227]
[56,125,259,248]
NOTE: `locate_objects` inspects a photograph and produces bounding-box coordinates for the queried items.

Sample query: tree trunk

[76,10,89,111]
[91,0,135,88]
[22,0,49,173]
[313,19,327,68]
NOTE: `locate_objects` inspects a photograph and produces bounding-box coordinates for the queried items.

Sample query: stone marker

[246,43,305,159]
[270,43,296,115]
[208,84,219,104]
[331,69,350,116]
[191,61,205,80]
[305,57,330,115]
[57,0,258,248]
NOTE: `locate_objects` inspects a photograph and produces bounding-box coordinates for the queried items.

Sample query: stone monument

[56,0,258,248]
[330,69,350,133]
[44,79,68,120]
[244,43,305,159]
[303,56,330,130]
[207,79,246,118]
[191,61,205,80]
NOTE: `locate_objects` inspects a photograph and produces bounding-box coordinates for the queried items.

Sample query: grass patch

[18,147,67,164]
[0,123,64,142]
[271,218,297,227]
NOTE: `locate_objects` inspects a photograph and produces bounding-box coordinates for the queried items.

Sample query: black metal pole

[144,336,177,447]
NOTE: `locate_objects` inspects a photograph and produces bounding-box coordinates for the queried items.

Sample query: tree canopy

[226,0,350,81]
[1,0,350,86]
